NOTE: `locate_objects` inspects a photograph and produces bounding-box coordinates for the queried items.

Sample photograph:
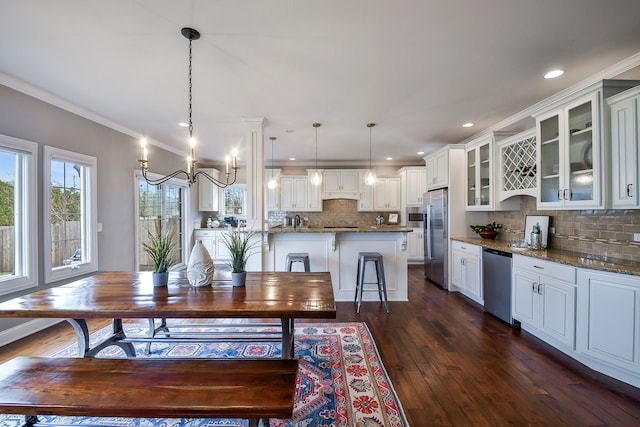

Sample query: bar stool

[354,252,390,314]
[285,253,310,272]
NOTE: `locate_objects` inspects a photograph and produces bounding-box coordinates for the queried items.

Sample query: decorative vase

[478,229,498,240]
[152,271,169,287]
[231,271,247,287]
[187,240,214,287]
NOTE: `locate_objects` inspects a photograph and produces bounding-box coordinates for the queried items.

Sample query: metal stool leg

[376,258,390,314]
[357,258,366,314]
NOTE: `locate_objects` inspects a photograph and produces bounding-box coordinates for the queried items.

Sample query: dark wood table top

[0,271,337,319]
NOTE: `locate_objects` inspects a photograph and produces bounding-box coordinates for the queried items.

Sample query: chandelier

[138,27,238,187]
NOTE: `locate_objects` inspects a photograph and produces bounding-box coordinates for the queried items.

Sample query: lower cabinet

[193,229,230,262]
[512,255,576,349]
[407,228,424,262]
[451,241,482,303]
[577,269,640,377]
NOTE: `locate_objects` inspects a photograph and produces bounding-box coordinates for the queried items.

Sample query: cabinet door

[538,109,564,206]
[385,178,401,210]
[466,147,478,208]
[198,237,216,261]
[451,251,465,288]
[566,95,598,206]
[264,171,280,212]
[281,177,307,210]
[407,228,424,260]
[340,171,359,192]
[512,268,538,325]
[610,97,639,207]
[198,168,219,211]
[358,177,374,211]
[406,168,426,205]
[434,152,448,188]
[577,270,640,371]
[322,171,341,193]
[307,178,322,211]
[464,255,481,299]
[215,234,231,260]
[539,278,576,348]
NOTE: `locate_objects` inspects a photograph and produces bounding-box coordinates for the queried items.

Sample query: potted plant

[142,224,177,286]
[221,228,259,286]
[470,222,502,240]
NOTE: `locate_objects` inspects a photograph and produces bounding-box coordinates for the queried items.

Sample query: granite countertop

[269,225,413,233]
[451,237,640,277]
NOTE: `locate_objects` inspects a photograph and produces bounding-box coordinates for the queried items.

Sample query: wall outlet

[634,233,640,242]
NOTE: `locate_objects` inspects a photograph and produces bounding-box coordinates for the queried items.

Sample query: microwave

[406,207,425,227]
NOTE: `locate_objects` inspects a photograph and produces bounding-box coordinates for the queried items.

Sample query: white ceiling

[1,0,640,167]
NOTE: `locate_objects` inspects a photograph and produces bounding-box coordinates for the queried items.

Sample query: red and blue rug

[0,322,409,427]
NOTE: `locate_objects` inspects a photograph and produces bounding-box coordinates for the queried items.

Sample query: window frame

[0,134,38,295]
[221,184,247,218]
[134,171,191,271]
[43,146,97,283]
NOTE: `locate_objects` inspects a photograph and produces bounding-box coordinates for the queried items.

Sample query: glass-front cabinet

[466,136,492,209]
[537,93,599,209]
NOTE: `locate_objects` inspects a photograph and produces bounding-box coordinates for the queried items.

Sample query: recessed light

[289,157,296,161]
[386,157,393,161]
[544,69,564,79]
[417,151,424,155]
[462,122,474,128]
[178,122,189,127]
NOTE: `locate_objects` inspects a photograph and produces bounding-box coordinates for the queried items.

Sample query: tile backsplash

[268,199,399,228]
[489,196,640,263]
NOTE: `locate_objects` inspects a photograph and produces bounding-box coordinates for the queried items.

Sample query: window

[222,186,246,216]
[43,146,97,283]
[136,174,188,271]
[0,135,37,295]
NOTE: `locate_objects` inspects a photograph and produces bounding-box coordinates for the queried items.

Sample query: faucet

[294,214,301,229]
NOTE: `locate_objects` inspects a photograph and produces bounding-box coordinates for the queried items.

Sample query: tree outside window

[223,187,245,216]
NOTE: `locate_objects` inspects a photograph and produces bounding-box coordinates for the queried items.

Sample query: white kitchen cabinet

[577,269,640,375]
[424,148,448,190]
[197,168,220,211]
[264,169,281,212]
[322,170,359,195]
[306,170,322,212]
[373,177,401,211]
[451,241,482,303]
[465,133,519,211]
[512,255,576,349]
[607,86,640,208]
[399,167,427,206]
[280,175,308,211]
[407,227,424,262]
[497,129,537,200]
[193,229,229,262]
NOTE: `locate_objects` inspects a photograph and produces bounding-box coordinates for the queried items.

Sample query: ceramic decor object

[187,240,214,287]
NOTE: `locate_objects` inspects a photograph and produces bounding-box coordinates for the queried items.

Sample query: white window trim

[0,134,38,295]
[43,146,97,283]
[221,184,247,219]
[133,171,191,271]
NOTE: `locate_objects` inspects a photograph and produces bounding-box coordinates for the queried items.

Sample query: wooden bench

[0,357,298,427]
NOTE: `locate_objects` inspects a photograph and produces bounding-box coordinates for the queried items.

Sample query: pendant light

[310,123,322,186]
[267,137,278,189]
[364,123,376,185]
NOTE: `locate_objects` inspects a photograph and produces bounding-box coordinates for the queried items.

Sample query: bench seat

[0,357,298,425]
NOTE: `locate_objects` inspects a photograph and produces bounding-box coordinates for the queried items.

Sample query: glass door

[479,143,491,206]
[538,113,562,204]
[466,148,477,207]
[567,98,594,203]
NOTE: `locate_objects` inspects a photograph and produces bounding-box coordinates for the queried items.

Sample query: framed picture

[524,215,550,248]
[388,213,398,224]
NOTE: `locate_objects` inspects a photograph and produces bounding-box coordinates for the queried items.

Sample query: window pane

[0,151,15,278]
[224,187,244,215]
[50,160,84,269]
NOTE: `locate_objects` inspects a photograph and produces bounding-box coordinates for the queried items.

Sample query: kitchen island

[266,226,412,302]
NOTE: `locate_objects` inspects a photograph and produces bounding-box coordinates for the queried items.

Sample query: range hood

[321,192,360,200]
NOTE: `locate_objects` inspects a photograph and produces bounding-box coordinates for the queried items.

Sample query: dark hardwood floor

[1,265,639,426]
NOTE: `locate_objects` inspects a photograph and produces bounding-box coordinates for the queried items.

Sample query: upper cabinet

[607,86,640,208]
[358,170,375,212]
[198,168,220,211]
[280,175,308,211]
[322,170,359,197]
[533,80,640,210]
[465,133,519,211]
[424,148,449,190]
[497,129,537,200]
[536,93,600,209]
[264,169,281,212]
[398,166,427,207]
[373,177,401,211]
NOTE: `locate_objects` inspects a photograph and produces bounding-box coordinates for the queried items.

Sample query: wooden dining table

[0,270,337,359]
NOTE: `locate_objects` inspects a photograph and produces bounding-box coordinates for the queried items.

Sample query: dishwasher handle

[483,248,513,258]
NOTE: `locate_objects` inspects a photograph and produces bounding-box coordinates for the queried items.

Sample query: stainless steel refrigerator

[423,189,448,289]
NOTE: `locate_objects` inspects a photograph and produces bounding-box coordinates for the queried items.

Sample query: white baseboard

[0,319,64,347]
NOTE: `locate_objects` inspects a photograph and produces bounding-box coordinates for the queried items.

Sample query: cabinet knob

[628,184,633,198]
[532,281,538,292]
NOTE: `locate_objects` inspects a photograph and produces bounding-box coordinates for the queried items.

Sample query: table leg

[66,319,136,358]
[145,318,169,354]
[281,318,294,359]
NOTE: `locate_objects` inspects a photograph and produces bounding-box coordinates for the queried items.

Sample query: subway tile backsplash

[489,196,640,263]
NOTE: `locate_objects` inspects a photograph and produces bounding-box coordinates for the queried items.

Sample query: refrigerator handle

[425,204,432,260]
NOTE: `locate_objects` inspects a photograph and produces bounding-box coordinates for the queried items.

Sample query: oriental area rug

[0,321,409,427]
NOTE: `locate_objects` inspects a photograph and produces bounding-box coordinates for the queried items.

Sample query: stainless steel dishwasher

[482,248,517,325]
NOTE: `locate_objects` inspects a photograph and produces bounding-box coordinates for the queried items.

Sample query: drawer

[451,240,481,257]
[513,254,576,283]
[194,229,220,238]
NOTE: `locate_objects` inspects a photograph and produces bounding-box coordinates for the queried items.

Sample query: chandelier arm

[141,168,191,186]
[195,169,238,188]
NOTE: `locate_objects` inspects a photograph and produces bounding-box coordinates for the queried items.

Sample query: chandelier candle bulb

[140,138,147,161]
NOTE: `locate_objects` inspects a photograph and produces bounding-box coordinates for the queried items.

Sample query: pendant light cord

[188,37,193,140]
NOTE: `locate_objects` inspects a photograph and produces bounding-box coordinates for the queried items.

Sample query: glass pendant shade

[310,170,322,186]
[267,173,278,189]
[364,169,376,186]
